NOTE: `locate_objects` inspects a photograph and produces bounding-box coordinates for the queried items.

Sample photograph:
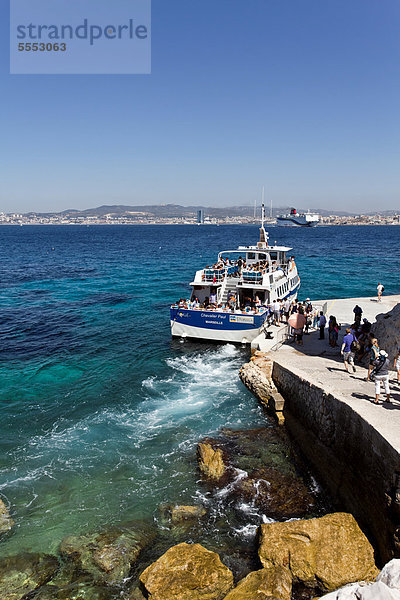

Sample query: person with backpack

[371,350,391,404]
[365,337,379,381]
[341,328,357,373]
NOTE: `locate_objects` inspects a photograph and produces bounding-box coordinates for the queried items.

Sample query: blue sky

[1,0,399,212]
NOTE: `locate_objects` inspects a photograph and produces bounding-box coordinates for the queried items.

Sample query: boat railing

[270,324,290,351]
[202,262,290,284]
[203,265,239,282]
[242,270,263,284]
[203,268,224,282]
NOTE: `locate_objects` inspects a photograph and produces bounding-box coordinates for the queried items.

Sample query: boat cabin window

[247,252,256,260]
[269,252,278,261]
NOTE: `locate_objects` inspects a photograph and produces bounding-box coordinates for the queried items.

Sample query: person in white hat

[372,350,391,404]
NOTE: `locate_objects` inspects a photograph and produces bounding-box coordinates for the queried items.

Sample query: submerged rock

[33,582,117,599]
[222,565,292,600]
[258,512,379,592]
[140,542,234,600]
[197,440,227,481]
[235,465,315,519]
[0,499,14,534]
[197,427,316,520]
[60,521,156,586]
[160,503,207,525]
[0,552,59,600]
[128,585,147,599]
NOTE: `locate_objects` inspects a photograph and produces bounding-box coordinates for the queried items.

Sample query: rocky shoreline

[0,506,387,600]
[0,422,387,600]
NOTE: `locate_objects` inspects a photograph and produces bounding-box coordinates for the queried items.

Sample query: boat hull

[277,217,318,227]
[170,307,268,343]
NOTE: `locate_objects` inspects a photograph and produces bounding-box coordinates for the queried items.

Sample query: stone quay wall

[272,359,400,565]
[240,352,400,565]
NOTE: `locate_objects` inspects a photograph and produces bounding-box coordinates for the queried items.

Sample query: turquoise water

[0,224,399,558]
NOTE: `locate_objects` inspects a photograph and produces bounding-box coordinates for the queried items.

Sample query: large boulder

[378,559,400,589]
[140,542,234,600]
[258,512,379,592]
[197,441,226,481]
[372,303,400,362]
[239,353,277,406]
[222,566,292,600]
[0,499,14,533]
[0,552,59,600]
[60,521,156,585]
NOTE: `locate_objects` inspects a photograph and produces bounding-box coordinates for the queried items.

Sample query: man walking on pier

[318,311,326,339]
[377,282,384,302]
[341,328,357,374]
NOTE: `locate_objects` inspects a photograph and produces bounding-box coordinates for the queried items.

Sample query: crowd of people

[172,296,268,314]
[273,294,398,406]
[316,302,398,406]
[172,294,312,321]
[202,255,296,280]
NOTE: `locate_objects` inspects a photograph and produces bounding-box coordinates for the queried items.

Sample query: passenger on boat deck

[210,291,217,304]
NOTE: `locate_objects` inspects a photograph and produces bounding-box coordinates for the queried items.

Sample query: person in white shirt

[377,283,384,302]
[283,299,291,322]
[273,299,281,326]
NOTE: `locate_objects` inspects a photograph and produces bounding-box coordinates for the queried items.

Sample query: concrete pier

[240,294,400,563]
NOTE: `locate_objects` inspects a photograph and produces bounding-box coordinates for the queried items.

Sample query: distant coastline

[1,203,399,227]
[0,220,399,227]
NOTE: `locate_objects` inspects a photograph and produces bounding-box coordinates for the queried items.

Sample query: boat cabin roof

[219,245,292,255]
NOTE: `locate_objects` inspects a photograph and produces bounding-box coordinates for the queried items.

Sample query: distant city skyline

[1,0,400,213]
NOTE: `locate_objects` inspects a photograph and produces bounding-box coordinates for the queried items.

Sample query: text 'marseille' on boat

[170,204,300,343]
[277,207,319,227]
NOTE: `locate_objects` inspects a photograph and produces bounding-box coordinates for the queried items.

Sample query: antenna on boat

[261,186,265,227]
[258,187,268,248]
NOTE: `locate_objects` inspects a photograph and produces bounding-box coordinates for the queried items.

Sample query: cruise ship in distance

[277,208,320,227]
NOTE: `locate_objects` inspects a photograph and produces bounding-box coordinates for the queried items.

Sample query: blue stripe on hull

[170,308,267,331]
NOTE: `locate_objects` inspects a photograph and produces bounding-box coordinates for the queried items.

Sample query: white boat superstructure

[170,205,300,343]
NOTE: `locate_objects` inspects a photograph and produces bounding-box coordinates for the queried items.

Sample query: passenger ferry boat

[277,208,319,227]
[170,206,300,343]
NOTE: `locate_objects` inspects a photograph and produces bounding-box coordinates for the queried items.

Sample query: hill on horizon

[43,204,357,218]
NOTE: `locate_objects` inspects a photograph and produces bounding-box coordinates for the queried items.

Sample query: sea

[0,224,399,562]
